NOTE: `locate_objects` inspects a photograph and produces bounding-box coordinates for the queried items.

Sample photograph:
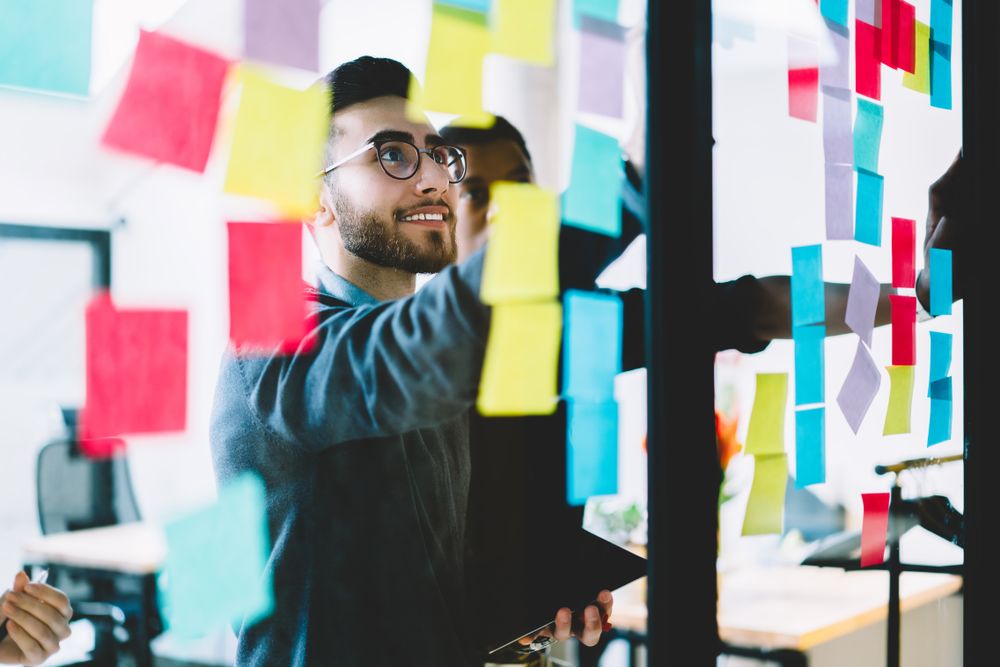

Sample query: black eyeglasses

[320,140,468,184]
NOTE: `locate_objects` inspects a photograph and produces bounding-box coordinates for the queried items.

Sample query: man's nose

[412,153,450,197]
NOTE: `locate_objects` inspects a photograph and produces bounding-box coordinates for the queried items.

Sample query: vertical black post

[887,484,902,667]
[645,1,718,665]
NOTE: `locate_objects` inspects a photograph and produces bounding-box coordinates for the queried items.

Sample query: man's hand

[917,152,965,309]
[521,589,614,650]
[0,572,73,666]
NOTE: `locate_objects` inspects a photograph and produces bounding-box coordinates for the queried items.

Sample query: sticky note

[896,2,916,73]
[929,331,953,385]
[928,397,953,446]
[162,472,273,637]
[857,0,877,25]
[890,295,917,366]
[492,0,557,66]
[566,400,619,505]
[244,0,320,72]
[745,373,788,456]
[478,302,562,416]
[929,248,953,315]
[0,0,93,96]
[853,98,884,173]
[931,0,953,47]
[563,124,624,236]
[891,217,916,288]
[563,290,622,402]
[794,325,826,406]
[795,407,825,487]
[929,376,952,401]
[856,20,882,100]
[578,17,627,119]
[930,41,952,110]
[742,454,788,536]
[855,168,884,246]
[574,0,619,24]
[881,0,900,69]
[820,0,848,27]
[437,0,492,12]
[883,365,915,435]
[861,492,890,567]
[480,183,560,304]
[822,86,853,166]
[837,339,881,434]
[825,163,854,241]
[80,294,187,439]
[820,25,850,91]
[792,245,824,326]
[789,67,819,122]
[101,31,230,173]
[903,22,932,94]
[846,255,881,347]
[223,68,329,217]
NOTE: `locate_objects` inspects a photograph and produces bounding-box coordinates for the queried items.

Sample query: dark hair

[439,116,533,167]
[324,56,413,115]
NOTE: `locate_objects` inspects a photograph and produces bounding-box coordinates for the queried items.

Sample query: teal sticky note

[928,398,952,446]
[795,407,825,487]
[853,98,884,172]
[820,0,848,28]
[563,290,622,402]
[929,331,953,386]
[929,248,953,315]
[930,41,952,110]
[793,325,826,405]
[791,245,824,327]
[931,0,953,47]
[929,377,953,401]
[574,0,619,24]
[567,400,619,505]
[436,0,491,12]
[564,124,624,237]
[856,168,884,246]
[0,0,93,96]
[162,472,274,637]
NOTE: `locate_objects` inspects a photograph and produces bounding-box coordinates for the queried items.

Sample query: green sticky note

[745,373,788,455]
[903,21,932,94]
[742,454,788,536]
[0,0,94,96]
[883,365,915,435]
[563,124,624,236]
[574,0,619,24]
[492,0,558,66]
[161,472,273,638]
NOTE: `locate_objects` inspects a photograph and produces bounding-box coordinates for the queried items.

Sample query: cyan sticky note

[929,331,953,385]
[574,0,619,24]
[792,245,824,327]
[820,0,849,27]
[929,376,953,401]
[931,0,953,47]
[856,168,884,246]
[928,398,952,446]
[794,325,826,405]
[436,0,492,12]
[929,248,953,315]
[854,98,884,172]
[567,400,619,505]
[795,407,825,487]
[563,124,624,237]
[930,40,952,110]
[0,0,94,96]
[563,290,622,402]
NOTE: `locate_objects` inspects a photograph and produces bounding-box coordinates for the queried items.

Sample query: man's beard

[335,192,457,274]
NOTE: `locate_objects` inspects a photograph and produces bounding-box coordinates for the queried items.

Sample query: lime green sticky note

[478,301,562,415]
[492,0,558,66]
[903,21,931,94]
[223,67,329,217]
[883,365,915,435]
[742,454,788,536]
[745,373,789,455]
[481,182,560,304]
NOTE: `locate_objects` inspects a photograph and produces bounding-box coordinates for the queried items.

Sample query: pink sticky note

[861,492,891,567]
[789,68,819,122]
[856,21,882,100]
[81,294,188,439]
[896,2,916,73]
[101,30,231,173]
[890,294,916,366]
[228,222,314,353]
[891,217,916,288]
[880,0,899,69]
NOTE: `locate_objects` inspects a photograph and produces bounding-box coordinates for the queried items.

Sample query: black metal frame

[0,222,113,289]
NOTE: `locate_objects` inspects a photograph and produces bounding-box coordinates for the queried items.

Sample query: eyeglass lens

[376,141,466,183]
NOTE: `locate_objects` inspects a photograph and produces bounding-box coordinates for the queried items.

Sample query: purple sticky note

[244,0,320,72]
[578,16,626,118]
[858,0,878,25]
[820,25,850,90]
[822,86,853,166]
[845,255,880,346]
[825,164,854,240]
[837,339,882,434]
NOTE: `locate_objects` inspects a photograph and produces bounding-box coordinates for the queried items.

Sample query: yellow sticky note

[745,373,788,455]
[492,0,557,66]
[742,454,788,536]
[478,301,561,416]
[903,21,931,95]
[883,365,915,435]
[224,67,329,217]
[408,4,492,127]
[480,182,560,304]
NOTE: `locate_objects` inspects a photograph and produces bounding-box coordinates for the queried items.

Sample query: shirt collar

[316,266,382,307]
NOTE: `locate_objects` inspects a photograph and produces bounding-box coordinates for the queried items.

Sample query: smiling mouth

[399,212,447,227]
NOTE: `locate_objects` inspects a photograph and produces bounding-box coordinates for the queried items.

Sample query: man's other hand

[0,572,73,666]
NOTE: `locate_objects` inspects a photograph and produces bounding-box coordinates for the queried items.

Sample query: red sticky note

[890,294,916,366]
[81,293,188,439]
[101,30,231,173]
[79,438,126,460]
[896,2,916,73]
[789,68,819,122]
[228,222,313,353]
[861,492,891,567]
[880,0,899,69]
[891,217,916,288]
[856,21,883,100]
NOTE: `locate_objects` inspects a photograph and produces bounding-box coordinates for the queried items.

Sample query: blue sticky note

[930,41,952,110]
[162,472,274,637]
[795,407,826,487]
[567,400,619,505]
[929,377,953,401]
[929,331,953,385]
[436,0,491,12]
[931,0,953,47]
[574,0,619,24]
[928,398,952,446]
[791,245,824,327]
[0,0,94,96]
[853,98,884,172]
[929,248,953,315]
[793,325,826,405]
[563,290,623,402]
[820,0,849,28]
[564,124,624,237]
[855,169,884,246]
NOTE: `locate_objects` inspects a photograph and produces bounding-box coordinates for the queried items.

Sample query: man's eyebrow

[366,129,415,145]
[425,133,446,147]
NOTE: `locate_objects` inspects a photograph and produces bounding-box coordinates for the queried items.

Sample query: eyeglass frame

[318,139,468,184]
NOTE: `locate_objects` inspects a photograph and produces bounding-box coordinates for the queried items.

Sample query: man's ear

[310,183,336,230]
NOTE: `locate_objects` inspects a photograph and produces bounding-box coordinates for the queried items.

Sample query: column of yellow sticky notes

[743,373,790,535]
